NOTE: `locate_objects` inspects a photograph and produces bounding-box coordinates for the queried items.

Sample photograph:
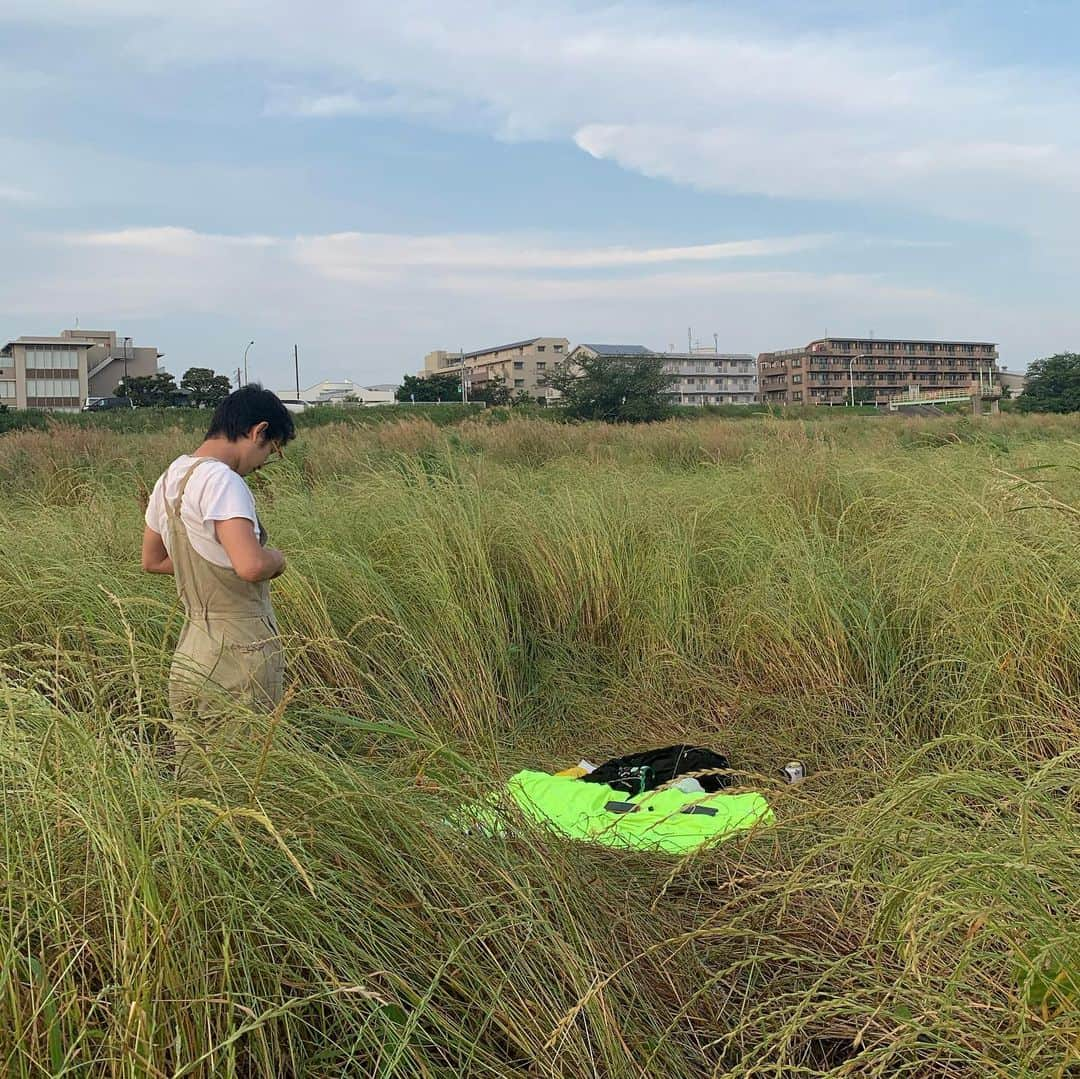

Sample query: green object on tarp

[463,770,773,854]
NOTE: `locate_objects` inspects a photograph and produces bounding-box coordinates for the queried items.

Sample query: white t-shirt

[145,454,261,569]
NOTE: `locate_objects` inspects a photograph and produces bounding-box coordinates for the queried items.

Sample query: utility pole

[235,367,241,389]
[687,327,692,354]
[713,332,719,354]
[460,348,467,404]
[294,344,300,398]
[243,340,254,386]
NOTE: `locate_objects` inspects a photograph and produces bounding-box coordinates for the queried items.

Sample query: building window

[27,347,79,372]
[793,391,803,401]
[792,374,802,384]
[791,358,802,368]
[513,379,525,388]
[536,361,546,370]
[553,344,563,352]
[0,380,15,398]
[537,345,546,352]
[26,377,80,398]
[513,361,524,369]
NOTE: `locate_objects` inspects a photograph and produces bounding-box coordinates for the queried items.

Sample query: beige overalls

[166,458,283,764]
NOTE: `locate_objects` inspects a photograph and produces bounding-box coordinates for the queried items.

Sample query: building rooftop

[663,351,756,360]
[578,343,656,356]
[458,337,543,359]
[810,337,997,347]
[1,335,99,356]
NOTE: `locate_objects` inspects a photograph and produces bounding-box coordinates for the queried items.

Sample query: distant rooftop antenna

[687,327,692,354]
[713,332,719,354]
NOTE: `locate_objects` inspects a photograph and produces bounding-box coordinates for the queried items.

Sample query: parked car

[83,396,135,412]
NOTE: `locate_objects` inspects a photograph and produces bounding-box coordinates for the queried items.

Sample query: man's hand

[267,549,286,578]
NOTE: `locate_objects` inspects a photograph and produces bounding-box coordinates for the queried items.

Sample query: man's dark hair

[205,384,296,444]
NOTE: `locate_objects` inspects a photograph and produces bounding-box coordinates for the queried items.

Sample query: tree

[1016,353,1080,414]
[469,375,512,407]
[396,373,461,402]
[181,367,233,408]
[116,372,179,407]
[851,386,878,405]
[541,353,676,423]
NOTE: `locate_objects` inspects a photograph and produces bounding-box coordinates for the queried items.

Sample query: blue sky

[2,1,1079,385]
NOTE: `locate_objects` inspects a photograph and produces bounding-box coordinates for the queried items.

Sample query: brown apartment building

[0,328,161,411]
[422,337,569,401]
[758,337,999,406]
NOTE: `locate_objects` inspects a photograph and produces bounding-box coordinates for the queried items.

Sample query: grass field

[0,411,1077,1076]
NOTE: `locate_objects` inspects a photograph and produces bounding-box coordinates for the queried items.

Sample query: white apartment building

[567,344,758,406]
[273,379,396,406]
[662,350,757,405]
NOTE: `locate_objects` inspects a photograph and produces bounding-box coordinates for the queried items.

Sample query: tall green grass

[0,412,1077,1075]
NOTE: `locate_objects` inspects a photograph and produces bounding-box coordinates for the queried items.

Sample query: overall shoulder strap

[169,458,215,521]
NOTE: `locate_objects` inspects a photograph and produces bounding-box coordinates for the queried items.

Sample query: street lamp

[243,340,254,386]
[848,352,871,407]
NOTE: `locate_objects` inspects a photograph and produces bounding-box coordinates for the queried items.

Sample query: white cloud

[3,223,998,381]
[0,185,38,204]
[59,225,833,274]
[7,1,1077,233]
[61,226,277,254]
[262,85,454,120]
[291,231,834,278]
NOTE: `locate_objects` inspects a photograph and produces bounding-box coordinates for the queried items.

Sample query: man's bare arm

[141,526,174,575]
[215,518,286,582]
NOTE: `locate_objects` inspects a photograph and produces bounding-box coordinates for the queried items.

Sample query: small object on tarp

[553,759,597,779]
[459,770,773,855]
[581,744,734,796]
[780,760,806,785]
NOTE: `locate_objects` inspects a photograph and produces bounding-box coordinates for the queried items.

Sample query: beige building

[422,337,569,401]
[0,328,161,411]
[758,337,999,406]
[566,344,758,405]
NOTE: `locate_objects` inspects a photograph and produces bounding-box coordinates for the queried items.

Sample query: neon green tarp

[465,770,773,855]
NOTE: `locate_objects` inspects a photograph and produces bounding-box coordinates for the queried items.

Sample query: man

[141,385,295,763]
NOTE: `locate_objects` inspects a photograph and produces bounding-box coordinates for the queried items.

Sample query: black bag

[581,745,733,797]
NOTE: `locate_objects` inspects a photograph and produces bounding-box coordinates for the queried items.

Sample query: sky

[2,1,1079,386]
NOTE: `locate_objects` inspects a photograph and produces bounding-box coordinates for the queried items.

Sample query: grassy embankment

[0,411,1077,1076]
